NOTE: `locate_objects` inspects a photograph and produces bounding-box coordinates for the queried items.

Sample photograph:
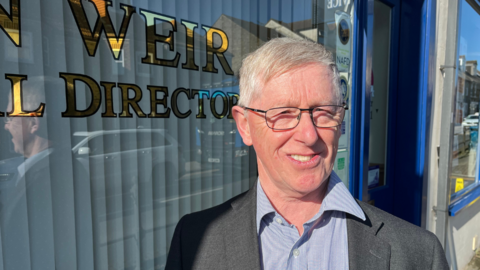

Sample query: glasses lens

[312,106,345,127]
[266,108,300,130]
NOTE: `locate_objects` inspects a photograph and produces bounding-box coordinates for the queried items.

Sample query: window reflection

[450,0,480,196]
[0,0,354,268]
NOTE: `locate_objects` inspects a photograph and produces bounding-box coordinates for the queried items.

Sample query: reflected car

[462,113,479,128]
[72,128,185,181]
[195,78,251,173]
[71,128,187,267]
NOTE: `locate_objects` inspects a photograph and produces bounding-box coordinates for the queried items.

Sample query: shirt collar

[256,180,277,233]
[256,171,365,233]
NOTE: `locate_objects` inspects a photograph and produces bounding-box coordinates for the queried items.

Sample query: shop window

[448,0,480,214]
[0,0,354,268]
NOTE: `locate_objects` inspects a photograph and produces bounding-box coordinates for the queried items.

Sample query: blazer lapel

[223,183,261,270]
[347,210,391,270]
[221,185,390,270]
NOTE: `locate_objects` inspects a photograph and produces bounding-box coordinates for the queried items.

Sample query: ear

[232,105,253,146]
[28,115,40,135]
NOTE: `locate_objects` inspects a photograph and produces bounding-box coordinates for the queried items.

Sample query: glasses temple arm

[244,107,267,113]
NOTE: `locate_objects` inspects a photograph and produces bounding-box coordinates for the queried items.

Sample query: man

[1,81,57,269]
[2,78,88,269]
[165,38,448,269]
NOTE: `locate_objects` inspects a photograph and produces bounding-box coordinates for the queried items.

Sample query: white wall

[445,200,480,269]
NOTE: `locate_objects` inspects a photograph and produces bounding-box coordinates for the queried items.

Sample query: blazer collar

[347,201,391,270]
[224,182,262,270]
[226,185,391,270]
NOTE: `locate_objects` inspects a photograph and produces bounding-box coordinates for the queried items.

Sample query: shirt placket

[278,218,314,270]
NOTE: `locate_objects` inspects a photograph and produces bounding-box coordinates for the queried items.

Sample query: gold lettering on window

[6,74,45,117]
[60,73,102,117]
[202,26,234,75]
[68,0,135,59]
[101,82,117,117]
[147,86,170,118]
[0,0,21,46]
[140,10,180,67]
[118,83,146,118]
[181,20,199,70]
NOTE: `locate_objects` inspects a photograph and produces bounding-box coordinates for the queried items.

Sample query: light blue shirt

[256,171,365,269]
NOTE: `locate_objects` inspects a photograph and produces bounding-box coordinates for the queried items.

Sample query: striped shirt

[256,171,365,269]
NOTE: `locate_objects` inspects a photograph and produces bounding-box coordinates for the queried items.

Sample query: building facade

[0,0,477,268]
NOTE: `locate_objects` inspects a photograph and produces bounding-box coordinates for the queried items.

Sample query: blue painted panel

[350,0,436,227]
[350,0,368,198]
[389,0,436,226]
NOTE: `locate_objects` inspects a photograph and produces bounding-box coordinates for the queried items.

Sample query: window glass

[312,0,355,187]
[0,0,354,268]
[450,0,480,198]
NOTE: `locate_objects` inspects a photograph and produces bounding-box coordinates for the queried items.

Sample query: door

[365,0,400,213]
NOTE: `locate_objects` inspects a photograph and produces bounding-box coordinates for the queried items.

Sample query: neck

[24,136,51,158]
[259,175,329,236]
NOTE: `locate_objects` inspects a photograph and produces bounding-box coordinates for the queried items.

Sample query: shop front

[0,0,440,268]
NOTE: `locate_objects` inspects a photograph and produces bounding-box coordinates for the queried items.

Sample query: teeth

[290,154,314,162]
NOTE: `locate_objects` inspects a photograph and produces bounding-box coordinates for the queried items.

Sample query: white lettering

[327,0,350,9]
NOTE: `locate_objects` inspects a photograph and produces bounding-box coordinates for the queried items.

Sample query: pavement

[464,250,480,270]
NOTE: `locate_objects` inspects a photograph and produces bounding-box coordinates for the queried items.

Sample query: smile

[290,154,315,162]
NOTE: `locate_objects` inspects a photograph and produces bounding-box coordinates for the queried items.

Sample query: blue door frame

[349,0,437,226]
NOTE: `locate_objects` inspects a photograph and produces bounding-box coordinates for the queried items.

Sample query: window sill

[449,183,480,216]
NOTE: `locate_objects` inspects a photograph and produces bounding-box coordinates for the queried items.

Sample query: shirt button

[275,218,282,224]
[293,249,300,257]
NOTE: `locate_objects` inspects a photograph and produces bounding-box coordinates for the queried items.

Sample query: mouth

[290,154,315,162]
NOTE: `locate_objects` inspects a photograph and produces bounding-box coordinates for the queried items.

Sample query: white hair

[238,38,342,107]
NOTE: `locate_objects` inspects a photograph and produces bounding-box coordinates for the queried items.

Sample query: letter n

[0,0,21,46]
[68,0,135,60]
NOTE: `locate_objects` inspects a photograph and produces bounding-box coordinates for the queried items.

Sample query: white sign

[335,11,351,72]
[327,0,350,9]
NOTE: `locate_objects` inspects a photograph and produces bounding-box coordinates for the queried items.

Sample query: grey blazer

[165,183,449,269]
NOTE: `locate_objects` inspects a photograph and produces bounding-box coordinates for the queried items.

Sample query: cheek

[320,129,338,143]
[319,130,341,153]
[253,132,289,159]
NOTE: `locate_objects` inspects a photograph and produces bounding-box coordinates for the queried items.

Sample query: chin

[13,146,24,155]
[292,174,326,192]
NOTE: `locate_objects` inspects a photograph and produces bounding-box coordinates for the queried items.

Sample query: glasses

[244,105,347,131]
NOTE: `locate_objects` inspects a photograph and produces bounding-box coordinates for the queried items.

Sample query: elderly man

[2,78,89,270]
[165,38,448,269]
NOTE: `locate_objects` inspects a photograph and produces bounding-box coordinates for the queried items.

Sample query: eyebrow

[273,102,339,108]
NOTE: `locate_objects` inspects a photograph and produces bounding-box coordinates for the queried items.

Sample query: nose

[293,111,320,146]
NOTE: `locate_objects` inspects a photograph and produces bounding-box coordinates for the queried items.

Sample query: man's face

[4,99,35,156]
[240,63,342,198]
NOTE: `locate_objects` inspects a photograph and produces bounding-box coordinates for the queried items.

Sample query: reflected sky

[458,0,480,62]
[131,0,312,27]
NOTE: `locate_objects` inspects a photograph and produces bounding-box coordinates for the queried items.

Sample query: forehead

[256,64,336,107]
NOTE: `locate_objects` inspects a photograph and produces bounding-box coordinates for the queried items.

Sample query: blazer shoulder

[166,188,255,270]
[180,189,250,227]
[356,200,435,239]
[353,201,448,269]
